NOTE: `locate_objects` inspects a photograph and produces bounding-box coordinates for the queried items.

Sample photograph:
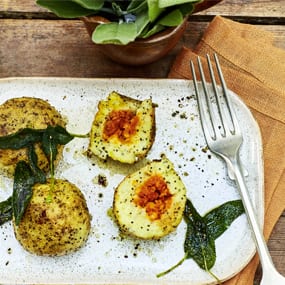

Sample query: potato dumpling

[0,97,66,175]
[113,156,187,239]
[88,91,155,164]
[14,179,91,256]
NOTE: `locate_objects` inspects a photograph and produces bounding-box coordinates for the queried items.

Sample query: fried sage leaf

[184,199,216,270]
[0,125,76,226]
[157,198,245,278]
[0,128,43,149]
[0,197,13,226]
[205,199,244,240]
[27,145,46,184]
[41,125,74,175]
[12,161,36,226]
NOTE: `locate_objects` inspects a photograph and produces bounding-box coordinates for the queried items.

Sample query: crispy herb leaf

[184,199,216,270]
[0,125,75,225]
[27,145,46,184]
[157,198,245,277]
[0,128,43,149]
[41,125,74,175]
[12,161,36,226]
[205,199,245,240]
[0,197,13,226]
[41,125,74,158]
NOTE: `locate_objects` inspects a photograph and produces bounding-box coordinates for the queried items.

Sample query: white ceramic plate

[0,78,263,285]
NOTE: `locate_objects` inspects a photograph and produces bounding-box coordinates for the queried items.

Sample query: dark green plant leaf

[128,0,148,15]
[112,2,125,17]
[140,24,164,38]
[158,0,199,8]
[0,196,13,226]
[73,0,104,10]
[0,128,43,149]
[177,2,196,16]
[157,9,183,26]
[205,200,245,240]
[140,9,183,38]
[134,10,151,35]
[12,161,36,225]
[184,199,216,270]
[36,0,96,18]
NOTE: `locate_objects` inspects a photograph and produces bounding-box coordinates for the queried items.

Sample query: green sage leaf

[0,196,13,226]
[27,145,46,184]
[158,198,245,277]
[41,125,74,175]
[205,199,245,240]
[184,199,216,270]
[12,161,36,225]
[0,128,43,149]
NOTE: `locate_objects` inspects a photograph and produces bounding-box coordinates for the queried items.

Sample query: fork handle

[230,157,277,273]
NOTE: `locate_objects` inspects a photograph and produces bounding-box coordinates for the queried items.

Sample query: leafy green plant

[36,0,202,44]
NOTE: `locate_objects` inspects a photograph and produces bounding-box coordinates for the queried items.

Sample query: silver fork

[190,54,285,285]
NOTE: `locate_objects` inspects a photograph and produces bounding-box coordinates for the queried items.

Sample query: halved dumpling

[113,156,187,239]
[0,97,66,175]
[14,179,91,256]
[88,91,155,164]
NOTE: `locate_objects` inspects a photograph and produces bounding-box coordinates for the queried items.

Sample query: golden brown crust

[14,179,91,256]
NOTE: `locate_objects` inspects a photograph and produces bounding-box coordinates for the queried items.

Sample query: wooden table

[0,0,284,283]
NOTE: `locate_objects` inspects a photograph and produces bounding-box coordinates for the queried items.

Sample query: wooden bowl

[82,0,223,65]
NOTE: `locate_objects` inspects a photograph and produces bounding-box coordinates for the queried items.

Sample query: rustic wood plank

[0,19,177,78]
[1,0,285,18]
[255,214,285,281]
[199,0,285,18]
[1,19,285,79]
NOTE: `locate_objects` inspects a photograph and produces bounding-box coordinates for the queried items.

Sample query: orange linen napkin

[169,15,285,284]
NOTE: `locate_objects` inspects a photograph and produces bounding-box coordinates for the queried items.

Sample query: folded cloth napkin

[169,15,285,284]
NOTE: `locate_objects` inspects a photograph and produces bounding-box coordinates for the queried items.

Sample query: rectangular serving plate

[0,78,263,285]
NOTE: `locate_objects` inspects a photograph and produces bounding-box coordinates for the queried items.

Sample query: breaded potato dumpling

[88,91,155,164]
[14,179,91,256]
[0,97,66,175]
[113,156,187,239]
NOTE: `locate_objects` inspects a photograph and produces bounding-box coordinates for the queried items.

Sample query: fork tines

[190,54,240,141]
